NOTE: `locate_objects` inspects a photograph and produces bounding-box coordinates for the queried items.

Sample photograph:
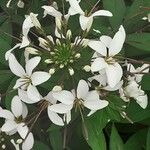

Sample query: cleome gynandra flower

[0,0,150,149]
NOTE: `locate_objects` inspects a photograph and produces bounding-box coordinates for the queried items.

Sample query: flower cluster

[1,0,150,149]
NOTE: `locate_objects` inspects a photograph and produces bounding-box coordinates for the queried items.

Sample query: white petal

[18,89,36,104]
[87,110,97,116]
[11,96,23,118]
[79,15,93,31]
[127,63,136,72]
[136,95,148,109]
[17,123,29,139]
[77,80,89,99]
[44,91,57,104]
[100,35,112,48]
[47,108,64,126]
[22,103,28,118]
[48,103,73,114]
[27,85,42,102]
[91,58,107,72]
[84,90,99,101]
[67,0,84,15]
[1,120,17,132]
[106,63,123,88]
[22,133,34,150]
[5,43,21,60]
[25,56,41,76]
[22,16,33,37]
[0,109,14,120]
[31,71,50,86]
[52,90,74,105]
[8,54,25,77]
[84,99,108,110]
[88,40,107,56]
[20,36,30,48]
[42,6,62,18]
[92,10,113,17]
[103,80,123,91]
[13,78,27,89]
[109,25,126,56]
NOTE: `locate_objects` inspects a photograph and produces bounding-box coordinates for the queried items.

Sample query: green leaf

[126,101,150,122]
[32,141,50,150]
[48,125,63,150]
[85,110,108,150]
[146,128,150,150]
[124,0,150,33]
[142,75,150,90]
[103,0,126,29]
[109,124,124,150]
[126,33,150,52]
[124,129,147,150]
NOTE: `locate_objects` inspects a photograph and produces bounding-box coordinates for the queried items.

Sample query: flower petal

[48,103,73,114]
[8,54,25,77]
[136,95,148,109]
[67,0,84,15]
[100,35,112,48]
[1,120,17,132]
[91,58,107,72]
[27,85,42,102]
[18,89,36,104]
[79,15,93,31]
[84,91,109,110]
[31,71,50,86]
[109,25,126,56]
[52,90,74,105]
[11,96,23,118]
[106,63,123,88]
[25,56,41,76]
[47,108,64,126]
[5,43,21,60]
[88,40,107,56]
[0,109,14,120]
[92,10,113,17]
[77,80,89,99]
[17,123,29,139]
[22,133,34,150]
[42,6,62,18]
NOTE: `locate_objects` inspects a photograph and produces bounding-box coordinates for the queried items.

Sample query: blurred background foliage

[0,0,150,149]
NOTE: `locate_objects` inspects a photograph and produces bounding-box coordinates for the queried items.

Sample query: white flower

[67,0,112,31]
[127,63,149,83]
[142,13,150,22]
[51,80,109,116]
[8,54,50,99]
[21,13,40,48]
[120,80,148,109]
[18,88,65,126]
[0,96,28,139]
[88,25,126,87]
[17,0,24,8]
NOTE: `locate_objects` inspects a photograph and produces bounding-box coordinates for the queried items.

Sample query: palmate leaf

[124,129,147,150]
[126,33,150,52]
[85,110,109,150]
[109,124,124,150]
[103,0,126,29]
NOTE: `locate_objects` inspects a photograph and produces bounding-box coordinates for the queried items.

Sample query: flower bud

[55,17,62,30]
[49,68,55,75]
[83,65,91,72]
[56,39,61,45]
[30,13,41,29]
[17,0,24,8]
[68,68,74,76]
[59,64,64,68]
[16,139,23,144]
[45,59,53,64]
[52,85,62,92]
[66,30,72,39]
[75,53,81,58]
[25,47,39,55]
[38,37,49,49]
